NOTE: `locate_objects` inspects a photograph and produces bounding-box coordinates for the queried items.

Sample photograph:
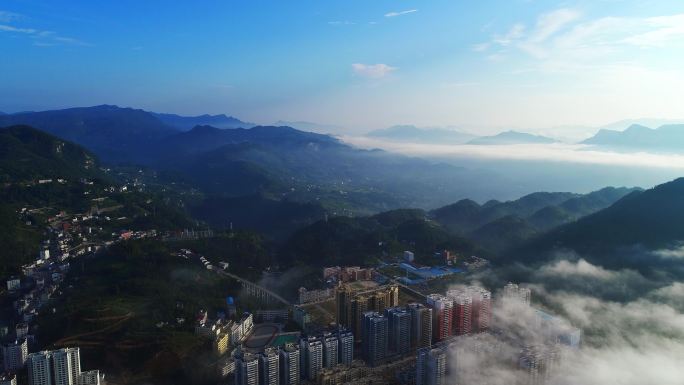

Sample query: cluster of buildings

[1,239,103,384]
[415,283,581,385]
[195,310,254,357]
[335,284,399,340]
[26,348,104,385]
[227,327,355,385]
[298,288,334,305]
[1,182,168,385]
[0,345,103,385]
[323,267,374,284]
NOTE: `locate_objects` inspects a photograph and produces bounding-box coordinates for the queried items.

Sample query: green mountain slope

[0,125,99,182]
[280,209,481,267]
[521,179,684,255]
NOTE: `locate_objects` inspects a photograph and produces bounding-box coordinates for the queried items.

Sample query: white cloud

[529,8,581,43]
[472,42,490,52]
[341,136,684,170]
[351,63,397,78]
[622,14,684,47]
[494,23,526,46]
[482,9,684,64]
[384,9,418,18]
[652,245,684,260]
[444,271,684,385]
[0,10,22,23]
[0,13,89,46]
[539,259,615,279]
[0,23,37,34]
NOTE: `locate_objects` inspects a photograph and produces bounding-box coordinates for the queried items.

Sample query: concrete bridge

[217,270,291,307]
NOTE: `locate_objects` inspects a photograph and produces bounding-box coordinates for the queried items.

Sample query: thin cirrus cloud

[0,10,22,23]
[476,8,684,62]
[0,10,89,46]
[385,9,418,18]
[351,63,397,78]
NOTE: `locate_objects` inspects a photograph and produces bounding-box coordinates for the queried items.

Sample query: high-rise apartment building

[51,348,81,385]
[235,352,259,385]
[258,348,279,385]
[279,343,300,385]
[1,339,27,372]
[467,286,491,333]
[448,293,472,336]
[416,347,447,385]
[335,329,354,366]
[27,348,99,385]
[519,344,560,385]
[299,336,323,381]
[503,283,531,306]
[385,307,411,355]
[426,294,453,342]
[336,284,399,339]
[446,286,492,334]
[361,312,388,367]
[27,352,51,385]
[322,333,339,368]
[407,303,432,350]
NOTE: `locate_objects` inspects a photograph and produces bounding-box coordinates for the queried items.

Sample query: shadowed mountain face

[0,125,100,182]
[0,105,178,162]
[582,124,684,153]
[520,178,684,254]
[430,187,639,252]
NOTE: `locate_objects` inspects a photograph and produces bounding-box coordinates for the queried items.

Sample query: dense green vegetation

[0,205,41,278]
[0,125,101,182]
[280,209,484,267]
[190,194,325,240]
[516,178,684,265]
[36,238,259,385]
[430,187,639,252]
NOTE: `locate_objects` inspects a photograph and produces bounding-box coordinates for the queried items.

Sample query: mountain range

[0,105,538,214]
[152,112,254,130]
[430,187,638,252]
[582,123,684,153]
[3,110,684,276]
[273,120,344,134]
[0,105,177,162]
[467,130,558,145]
[519,178,684,257]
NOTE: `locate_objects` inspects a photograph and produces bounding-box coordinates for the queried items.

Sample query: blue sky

[2,0,684,132]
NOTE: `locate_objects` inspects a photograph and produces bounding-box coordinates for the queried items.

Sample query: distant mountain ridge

[522,178,684,253]
[153,112,254,130]
[467,130,557,145]
[367,125,476,144]
[0,105,178,162]
[582,123,684,153]
[431,187,639,252]
[273,120,344,133]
